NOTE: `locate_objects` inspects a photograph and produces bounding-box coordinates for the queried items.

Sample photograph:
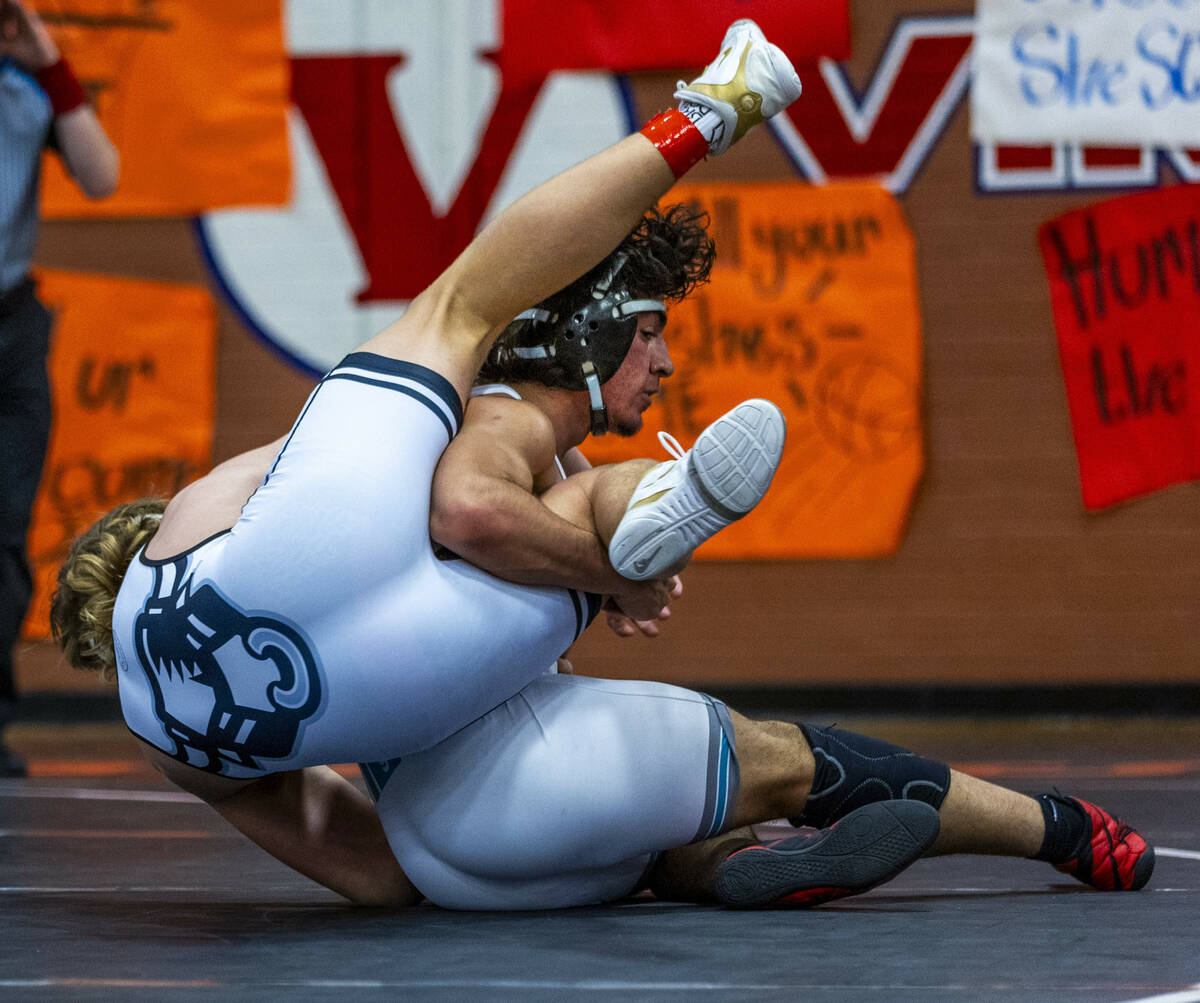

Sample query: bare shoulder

[144,436,288,560]
[466,393,555,441]
[458,395,558,477]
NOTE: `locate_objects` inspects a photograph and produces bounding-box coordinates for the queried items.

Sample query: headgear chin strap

[511,253,665,436]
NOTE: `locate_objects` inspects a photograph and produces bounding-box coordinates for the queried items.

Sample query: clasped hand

[605,575,683,638]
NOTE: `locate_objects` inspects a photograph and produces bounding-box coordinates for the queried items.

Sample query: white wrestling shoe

[675,19,803,155]
[608,399,787,581]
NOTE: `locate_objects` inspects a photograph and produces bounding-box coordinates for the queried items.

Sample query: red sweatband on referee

[35,58,87,117]
[640,109,709,180]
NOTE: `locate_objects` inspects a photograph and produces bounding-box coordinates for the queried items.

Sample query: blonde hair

[49,498,167,682]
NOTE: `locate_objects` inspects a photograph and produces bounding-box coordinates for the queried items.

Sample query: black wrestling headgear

[511,253,665,436]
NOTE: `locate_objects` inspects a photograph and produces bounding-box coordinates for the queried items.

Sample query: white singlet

[361,674,739,910]
[111,353,601,778]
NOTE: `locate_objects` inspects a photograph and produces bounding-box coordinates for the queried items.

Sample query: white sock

[677,100,727,153]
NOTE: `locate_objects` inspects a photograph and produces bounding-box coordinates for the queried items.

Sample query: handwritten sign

[1039,185,1200,510]
[21,270,215,639]
[584,181,924,559]
[973,0,1200,146]
[39,0,289,217]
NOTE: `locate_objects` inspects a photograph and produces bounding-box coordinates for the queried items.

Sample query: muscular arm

[209,767,420,907]
[430,396,630,596]
[143,745,419,907]
[556,440,681,637]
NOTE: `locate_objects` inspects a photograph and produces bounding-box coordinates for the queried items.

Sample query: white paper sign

[972,0,1200,146]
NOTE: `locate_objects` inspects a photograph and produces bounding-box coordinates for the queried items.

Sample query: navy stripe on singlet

[336,352,465,430]
[693,696,740,842]
[324,373,457,441]
[567,589,583,639]
[582,591,603,628]
[358,758,401,802]
[566,589,604,640]
[137,529,231,567]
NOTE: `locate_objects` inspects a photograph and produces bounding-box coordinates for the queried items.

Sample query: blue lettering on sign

[1137,21,1200,106]
[1013,23,1128,106]
[1011,12,1200,113]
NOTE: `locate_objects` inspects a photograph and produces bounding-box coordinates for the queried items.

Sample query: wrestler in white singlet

[362,674,739,910]
[111,354,600,778]
[349,383,737,911]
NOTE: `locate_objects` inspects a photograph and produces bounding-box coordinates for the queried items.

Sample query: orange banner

[38,0,289,217]
[22,269,215,638]
[585,181,924,559]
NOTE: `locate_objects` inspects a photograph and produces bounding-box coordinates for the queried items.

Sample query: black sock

[1034,793,1087,862]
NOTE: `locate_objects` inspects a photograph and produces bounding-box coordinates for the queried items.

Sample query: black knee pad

[791,724,950,829]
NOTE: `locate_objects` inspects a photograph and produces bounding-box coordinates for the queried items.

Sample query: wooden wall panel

[18,0,1200,697]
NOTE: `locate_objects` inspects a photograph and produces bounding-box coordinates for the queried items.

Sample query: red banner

[1039,185,1200,510]
[500,1,849,78]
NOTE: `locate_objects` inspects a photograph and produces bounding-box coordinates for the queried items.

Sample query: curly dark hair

[477,202,715,386]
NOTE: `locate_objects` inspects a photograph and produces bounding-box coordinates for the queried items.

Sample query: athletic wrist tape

[35,58,87,117]
[640,109,709,179]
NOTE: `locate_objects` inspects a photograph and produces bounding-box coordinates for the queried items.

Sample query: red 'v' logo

[203,13,1200,377]
[770,20,974,191]
[291,56,547,303]
[290,19,978,312]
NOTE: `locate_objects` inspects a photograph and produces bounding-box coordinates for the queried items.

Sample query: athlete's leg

[933,774,1151,890]
[644,712,814,902]
[535,460,657,538]
[935,770,1042,856]
[361,18,803,404]
[365,674,741,910]
[536,399,788,579]
[367,681,933,911]
[362,136,676,402]
[789,722,1042,857]
[645,714,1033,900]
[655,716,1152,899]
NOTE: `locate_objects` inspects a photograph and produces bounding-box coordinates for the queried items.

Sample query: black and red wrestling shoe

[1048,794,1155,891]
[713,800,940,908]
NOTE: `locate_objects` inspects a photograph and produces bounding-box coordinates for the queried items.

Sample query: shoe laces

[657,430,685,461]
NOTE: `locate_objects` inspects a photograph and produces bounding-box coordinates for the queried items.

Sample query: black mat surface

[2,719,1197,1002]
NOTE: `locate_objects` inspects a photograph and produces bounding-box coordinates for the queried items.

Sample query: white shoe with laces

[608,399,786,581]
[675,19,803,155]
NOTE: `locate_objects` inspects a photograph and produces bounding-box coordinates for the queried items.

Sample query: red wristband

[35,58,87,117]
[640,109,709,180]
